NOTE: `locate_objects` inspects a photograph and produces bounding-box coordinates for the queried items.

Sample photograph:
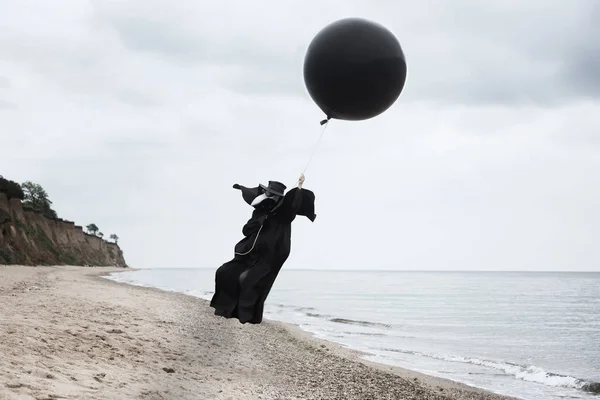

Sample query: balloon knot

[319,116,331,126]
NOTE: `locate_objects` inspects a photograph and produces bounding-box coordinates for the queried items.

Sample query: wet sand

[0,265,518,400]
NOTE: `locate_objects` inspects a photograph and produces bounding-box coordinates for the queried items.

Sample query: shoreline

[101,269,519,398]
[101,269,516,399]
[1,265,519,400]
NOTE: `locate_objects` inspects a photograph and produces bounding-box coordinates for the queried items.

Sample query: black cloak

[209,183,316,324]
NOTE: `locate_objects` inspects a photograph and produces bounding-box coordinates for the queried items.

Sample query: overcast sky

[1,0,599,271]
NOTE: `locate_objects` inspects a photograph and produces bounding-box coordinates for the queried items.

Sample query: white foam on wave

[104,272,180,295]
[381,348,590,390]
[105,273,149,286]
[452,357,585,389]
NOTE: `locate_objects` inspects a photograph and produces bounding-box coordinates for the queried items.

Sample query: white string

[303,121,330,174]
[234,224,264,256]
[237,122,331,256]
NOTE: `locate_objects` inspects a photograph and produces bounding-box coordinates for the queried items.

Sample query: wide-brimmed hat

[259,181,286,197]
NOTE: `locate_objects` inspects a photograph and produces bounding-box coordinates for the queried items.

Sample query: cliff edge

[0,183,127,267]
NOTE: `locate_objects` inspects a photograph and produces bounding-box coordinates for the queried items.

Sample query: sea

[105,269,600,400]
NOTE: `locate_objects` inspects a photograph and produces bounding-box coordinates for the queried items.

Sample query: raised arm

[276,174,317,223]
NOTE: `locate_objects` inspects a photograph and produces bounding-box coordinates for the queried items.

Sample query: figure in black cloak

[210,173,316,324]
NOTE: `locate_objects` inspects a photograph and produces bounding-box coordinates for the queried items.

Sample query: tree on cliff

[86,223,99,235]
[21,181,58,219]
[109,234,119,244]
[98,232,104,239]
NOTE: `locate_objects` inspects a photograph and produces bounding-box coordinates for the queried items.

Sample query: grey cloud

[0,31,165,108]
[92,5,317,98]
[43,140,174,187]
[115,88,163,107]
[565,52,600,99]
[399,0,600,105]
[104,17,199,60]
[222,66,304,97]
[98,10,301,69]
[0,99,17,109]
[100,136,177,153]
[562,6,600,98]
[95,0,600,105]
[116,27,305,97]
[0,76,10,88]
[33,137,180,225]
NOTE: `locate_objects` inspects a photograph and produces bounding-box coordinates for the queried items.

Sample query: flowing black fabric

[210,184,316,324]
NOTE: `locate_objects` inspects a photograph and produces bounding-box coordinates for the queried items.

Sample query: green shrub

[0,177,25,199]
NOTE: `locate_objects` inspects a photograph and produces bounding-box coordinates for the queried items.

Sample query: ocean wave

[306,312,330,318]
[343,331,388,337]
[294,306,317,312]
[329,318,391,329]
[378,348,599,393]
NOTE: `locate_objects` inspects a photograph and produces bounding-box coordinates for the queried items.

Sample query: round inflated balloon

[303,18,407,122]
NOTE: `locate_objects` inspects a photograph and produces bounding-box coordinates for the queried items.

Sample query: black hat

[259,181,286,197]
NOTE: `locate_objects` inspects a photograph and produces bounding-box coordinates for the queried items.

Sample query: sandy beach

[0,266,518,400]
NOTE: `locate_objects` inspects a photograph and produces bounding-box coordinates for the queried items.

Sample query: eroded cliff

[0,192,127,267]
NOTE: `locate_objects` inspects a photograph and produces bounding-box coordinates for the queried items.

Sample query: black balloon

[303,18,407,122]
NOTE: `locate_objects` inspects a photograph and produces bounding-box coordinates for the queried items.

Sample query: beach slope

[0,266,517,400]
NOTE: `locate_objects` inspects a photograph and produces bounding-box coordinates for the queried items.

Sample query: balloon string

[303,118,330,174]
